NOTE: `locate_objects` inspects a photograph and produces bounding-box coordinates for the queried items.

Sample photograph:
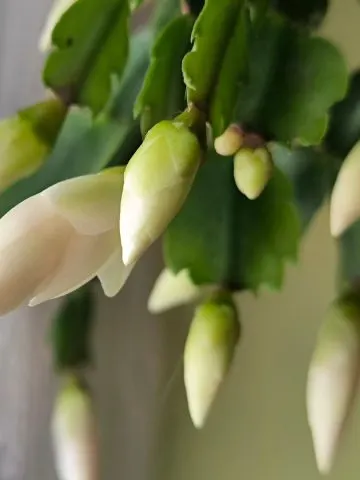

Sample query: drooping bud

[120,113,203,265]
[39,0,78,52]
[307,288,360,474]
[148,268,213,314]
[0,98,66,193]
[330,141,360,237]
[214,124,243,157]
[52,375,98,480]
[233,147,272,199]
[184,291,240,428]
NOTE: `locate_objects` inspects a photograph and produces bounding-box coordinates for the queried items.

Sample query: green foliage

[325,70,360,158]
[164,151,301,291]
[183,0,244,107]
[51,286,95,370]
[339,220,360,285]
[234,13,348,145]
[270,143,336,228]
[270,0,328,27]
[44,0,130,114]
[210,5,249,137]
[134,15,194,135]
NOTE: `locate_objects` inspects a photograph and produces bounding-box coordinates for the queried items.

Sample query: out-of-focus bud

[184,291,240,428]
[120,114,203,266]
[233,147,272,200]
[0,98,66,193]
[330,141,360,237]
[148,268,213,314]
[307,288,360,474]
[52,374,98,480]
[39,0,78,52]
[214,124,243,157]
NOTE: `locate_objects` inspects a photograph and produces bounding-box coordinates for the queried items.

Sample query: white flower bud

[148,268,213,314]
[52,375,98,480]
[233,147,272,199]
[0,98,65,193]
[120,119,202,265]
[184,291,240,428]
[214,124,243,156]
[307,290,360,474]
[330,141,360,237]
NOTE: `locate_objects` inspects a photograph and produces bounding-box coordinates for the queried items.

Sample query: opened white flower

[39,0,78,52]
[52,374,98,480]
[0,167,132,316]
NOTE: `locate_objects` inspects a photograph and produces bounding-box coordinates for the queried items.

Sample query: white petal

[29,229,119,306]
[120,180,192,265]
[0,196,71,315]
[43,168,124,236]
[39,0,78,52]
[330,141,360,237]
[148,268,208,314]
[97,248,134,298]
[307,349,359,474]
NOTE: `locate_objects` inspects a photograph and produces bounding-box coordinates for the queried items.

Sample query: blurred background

[0,0,360,479]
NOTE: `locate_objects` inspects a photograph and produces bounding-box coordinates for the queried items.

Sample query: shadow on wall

[155,1,360,479]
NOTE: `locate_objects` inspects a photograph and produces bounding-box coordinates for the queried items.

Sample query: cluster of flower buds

[214,124,273,199]
[307,286,360,474]
[0,103,204,317]
[52,374,98,480]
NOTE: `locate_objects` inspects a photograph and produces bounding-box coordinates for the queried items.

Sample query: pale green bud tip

[307,289,360,474]
[120,120,201,266]
[184,291,240,428]
[53,375,98,480]
[330,141,360,237]
[214,125,243,157]
[148,268,208,314]
[0,98,65,193]
[233,147,272,200]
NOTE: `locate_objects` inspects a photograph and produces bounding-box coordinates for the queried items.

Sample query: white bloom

[0,167,132,316]
[39,0,78,52]
[52,375,98,480]
[148,268,213,314]
[330,141,360,237]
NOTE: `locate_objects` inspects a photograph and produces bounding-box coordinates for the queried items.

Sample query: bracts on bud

[184,291,240,428]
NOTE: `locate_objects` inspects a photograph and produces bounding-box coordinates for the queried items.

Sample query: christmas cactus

[2,0,360,475]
